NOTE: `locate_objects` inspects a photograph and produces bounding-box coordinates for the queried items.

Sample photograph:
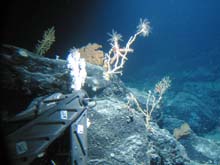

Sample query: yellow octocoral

[35,26,55,56]
[173,123,191,140]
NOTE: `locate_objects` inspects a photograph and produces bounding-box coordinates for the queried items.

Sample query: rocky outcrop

[2,44,218,165]
[0,44,127,115]
[87,98,190,165]
[161,116,220,164]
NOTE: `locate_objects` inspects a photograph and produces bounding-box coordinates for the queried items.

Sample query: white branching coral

[103,18,151,80]
[108,30,123,44]
[136,18,151,37]
[67,48,87,91]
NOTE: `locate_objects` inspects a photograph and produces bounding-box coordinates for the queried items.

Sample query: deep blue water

[2,0,220,82]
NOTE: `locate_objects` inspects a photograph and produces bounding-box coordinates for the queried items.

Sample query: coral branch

[103,18,151,80]
[128,76,171,130]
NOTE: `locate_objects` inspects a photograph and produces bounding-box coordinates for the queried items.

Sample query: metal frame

[6,91,89,165]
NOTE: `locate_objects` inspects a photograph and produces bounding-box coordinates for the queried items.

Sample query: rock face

[2,44,219,165]
[87,98,189,165]
[87,98,149,165]
[0,45,70,115]
[163,117,220,164]
[165,80,220,133]
[0,45,69,94]
[0,44,127,115]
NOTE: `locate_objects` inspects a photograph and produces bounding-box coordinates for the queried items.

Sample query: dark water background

[2,0,220,82]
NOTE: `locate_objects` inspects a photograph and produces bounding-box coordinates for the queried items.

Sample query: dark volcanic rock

[0,44,128,115]
[0,44,70,95]
[0,45,70,115]
[87,98,190,165]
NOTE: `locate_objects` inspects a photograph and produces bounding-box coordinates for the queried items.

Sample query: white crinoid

[137,18,151,37]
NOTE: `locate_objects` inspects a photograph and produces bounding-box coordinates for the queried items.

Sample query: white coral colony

[67,48,87,91]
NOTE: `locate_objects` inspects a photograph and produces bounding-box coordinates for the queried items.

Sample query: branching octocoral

[128,76,171,130]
